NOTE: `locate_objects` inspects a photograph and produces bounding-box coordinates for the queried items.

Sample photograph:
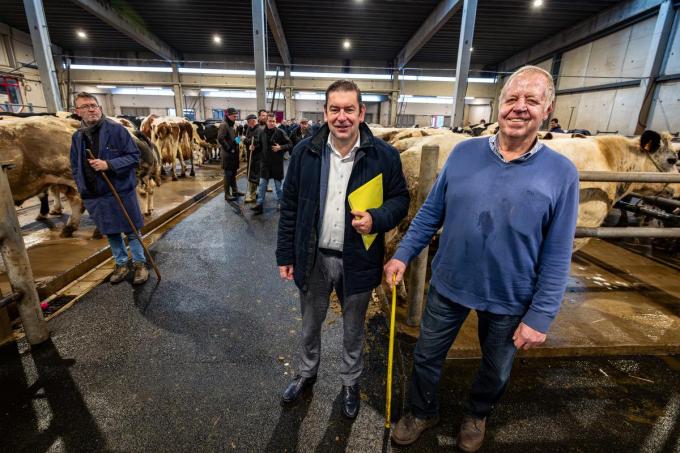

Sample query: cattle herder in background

[250,113,292,214]
[218,107,242,201]
[69,92,149,285]
[384,66,579,452]
[242,112,263,203]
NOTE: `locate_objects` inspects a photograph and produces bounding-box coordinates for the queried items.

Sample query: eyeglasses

[76,104,100,111]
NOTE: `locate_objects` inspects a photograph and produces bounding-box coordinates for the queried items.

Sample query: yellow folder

[348,173,383,250]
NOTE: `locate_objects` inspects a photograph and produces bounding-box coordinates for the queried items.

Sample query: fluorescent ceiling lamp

[200,88,219,92]
[294,92,325,100]
[204,90,284,99]
[401,75,495,83]
[112,88,175,96]
[143,86,164,90]
[290,71,392,80]
[533,0,543,7]
[179,67,256,76]
[70,64,172,72]
[362,94,383,102]
[96,85,116,89]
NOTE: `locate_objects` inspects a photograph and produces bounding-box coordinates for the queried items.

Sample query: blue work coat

[70,118,144,235]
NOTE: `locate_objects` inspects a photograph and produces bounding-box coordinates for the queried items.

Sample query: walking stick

[86,149,161,282]
[385,274,397,428]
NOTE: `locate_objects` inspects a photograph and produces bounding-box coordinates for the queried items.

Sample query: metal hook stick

[86,149,161,282]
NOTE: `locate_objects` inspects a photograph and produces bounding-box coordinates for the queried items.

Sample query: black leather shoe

[250,204,263,215]
[281,375,316,405]
[342,384,360,419]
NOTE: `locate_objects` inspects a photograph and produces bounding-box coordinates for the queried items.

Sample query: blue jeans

[256,178,283,205]
[107,233,146,266]
[409,285,522,419]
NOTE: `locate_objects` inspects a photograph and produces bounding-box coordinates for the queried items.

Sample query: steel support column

[450,0,477,128]
[284,68,294,119]
[634,0,676,134]
[22,0,63,112]
[171,64,185,117]
[389,70,399,127]
[252,0,267,111]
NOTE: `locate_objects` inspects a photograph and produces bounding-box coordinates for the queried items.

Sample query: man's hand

[512,322,547,350]
[350,210,373,234]
[88,159,109,171]
[249,144,255,151]
[279,265,294,281]
[383,258,406,290]
[272,143,282,152]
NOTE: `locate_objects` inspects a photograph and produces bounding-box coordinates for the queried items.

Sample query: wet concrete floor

[0,164,224,295]
[1,176,679,452]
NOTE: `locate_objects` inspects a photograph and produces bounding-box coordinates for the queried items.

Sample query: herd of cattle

[0,112,678,253]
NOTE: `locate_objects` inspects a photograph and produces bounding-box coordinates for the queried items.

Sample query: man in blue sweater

[385,66,579,452]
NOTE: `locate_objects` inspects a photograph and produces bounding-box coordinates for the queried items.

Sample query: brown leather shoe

[132,262,149,285]
[110,264,128,284]
[457,415,486,452]
[391,412,439,446]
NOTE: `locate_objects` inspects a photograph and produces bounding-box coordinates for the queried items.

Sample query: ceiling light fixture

[343,40,351,49]
[76,30,87,39]
[532,0,543,7]
[213,35,222,44]
[470,47,474,52]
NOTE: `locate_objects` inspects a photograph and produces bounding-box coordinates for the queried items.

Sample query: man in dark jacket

[218,107,241,201]
[276,80,409,418]
[250,113,292,214]
[549,118,565,133]
[290,117,312,146]
[243,111,265,203]
[70,92,148,285]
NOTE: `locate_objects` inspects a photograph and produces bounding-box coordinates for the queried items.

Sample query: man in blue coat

[276,80,409,418]
[70,92,149,285]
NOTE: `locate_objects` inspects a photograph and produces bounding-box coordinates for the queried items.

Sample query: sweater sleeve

[391,159,448,265]
[522,172,580,333]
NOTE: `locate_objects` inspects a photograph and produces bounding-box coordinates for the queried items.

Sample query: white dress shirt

[318,132,361,251]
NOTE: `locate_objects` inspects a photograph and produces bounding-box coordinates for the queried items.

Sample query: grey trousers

[298,249,372,386]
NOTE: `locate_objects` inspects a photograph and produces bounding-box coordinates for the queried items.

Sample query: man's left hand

[351,210,373,235]
[512,322,547,350]
[88,159,109,171]
[272,144,282,152]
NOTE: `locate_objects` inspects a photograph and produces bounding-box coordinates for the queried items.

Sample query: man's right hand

[383,258,406,289]
[279,265,294,281]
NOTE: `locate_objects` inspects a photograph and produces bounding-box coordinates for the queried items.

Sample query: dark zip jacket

[276,122,410,295]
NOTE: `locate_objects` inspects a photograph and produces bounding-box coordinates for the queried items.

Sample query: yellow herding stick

[385,274,397,429]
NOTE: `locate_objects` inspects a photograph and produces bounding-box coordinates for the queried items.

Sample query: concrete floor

[0,163,224,295]
[1,177,679,452]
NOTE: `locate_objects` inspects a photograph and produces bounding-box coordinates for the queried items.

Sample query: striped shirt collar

[488,133,543,163]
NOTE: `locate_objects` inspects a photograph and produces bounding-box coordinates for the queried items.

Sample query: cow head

[640,130,678,172]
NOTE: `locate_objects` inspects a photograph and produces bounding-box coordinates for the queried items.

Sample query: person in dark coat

[276,80,410,418]
[549,118,565,133]
[243,112,264,203]
[218,107,241,201]
[69,92,148,285]
[250,113,292,214]
[290,117,312,147]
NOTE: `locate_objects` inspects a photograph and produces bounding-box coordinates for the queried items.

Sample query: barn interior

[1,1,680,452]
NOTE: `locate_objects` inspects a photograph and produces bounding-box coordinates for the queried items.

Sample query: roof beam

[265,0,291,66]
[498,0,665,73]
[395,0,463,70]
[68,0,180,62]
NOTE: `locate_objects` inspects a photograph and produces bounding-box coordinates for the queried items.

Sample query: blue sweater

[393,137,579,333]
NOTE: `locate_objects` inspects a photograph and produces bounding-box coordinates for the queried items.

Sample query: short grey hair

[500,65,555,110]
[74,91,100,105]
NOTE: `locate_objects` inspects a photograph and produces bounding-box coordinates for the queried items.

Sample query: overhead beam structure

[450,0,477,128]
[633,0,676,134]
[69,0,180,62]
[498,0,665,73]
[252,0,267,111]
[22,0,63,112]
[395,0,463,70]
[265,0,291,67]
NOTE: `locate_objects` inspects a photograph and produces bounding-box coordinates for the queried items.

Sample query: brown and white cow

[0,115,84,237]
[141,115,195,180]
